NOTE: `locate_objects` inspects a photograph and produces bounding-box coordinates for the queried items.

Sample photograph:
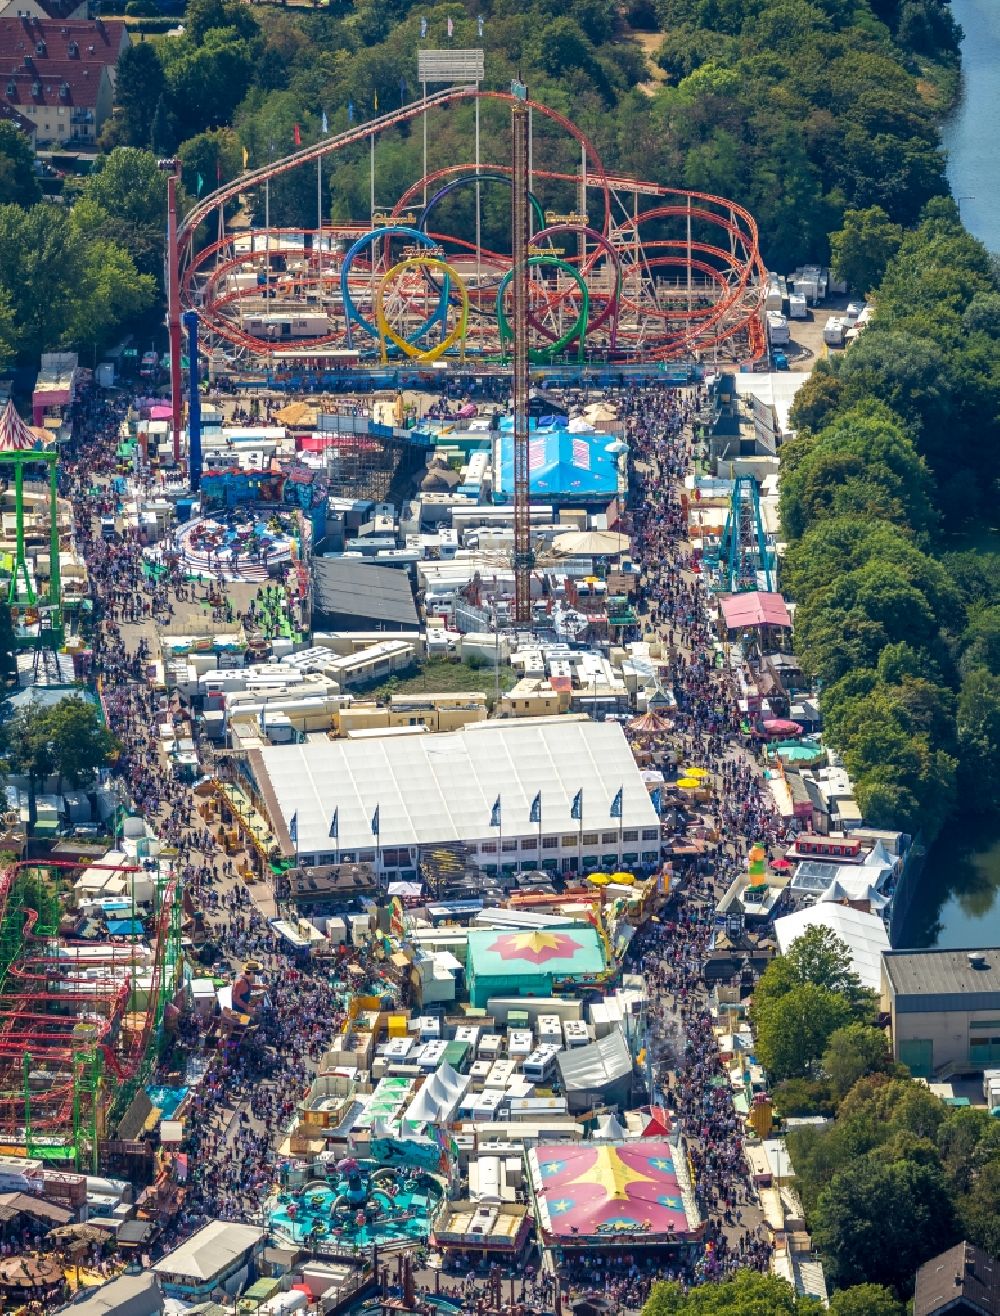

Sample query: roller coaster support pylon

[161,157,183,465]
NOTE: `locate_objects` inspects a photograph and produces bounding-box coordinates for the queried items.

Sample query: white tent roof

[773,904,889,992]
[557,1027,632,1095]
[594,1113,628,1141]
[153,1219,264,1282]
[405,1061,469,1125]
[258,719,659,856]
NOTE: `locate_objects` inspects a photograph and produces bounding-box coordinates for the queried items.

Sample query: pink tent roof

[0,400,39,452]
[720,591,791,630]
[532,1140,695,1241]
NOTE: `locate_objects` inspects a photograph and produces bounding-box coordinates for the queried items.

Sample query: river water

[943,0,1000,253]
[893,0,1000,948]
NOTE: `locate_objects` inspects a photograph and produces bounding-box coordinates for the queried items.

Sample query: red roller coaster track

[0,859,178,1141]
[178,85,767,365]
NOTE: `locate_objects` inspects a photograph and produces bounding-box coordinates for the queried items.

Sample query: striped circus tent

[0,400,39,452]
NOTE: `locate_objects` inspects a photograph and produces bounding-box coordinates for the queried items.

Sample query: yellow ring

[375,256,469,362]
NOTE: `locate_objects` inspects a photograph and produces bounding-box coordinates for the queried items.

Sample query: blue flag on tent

[610,787,623,819]
[371,805,380,837]
[347,99,354,123]
[570,790,583,821]
[490,795,501,828]
[529,792,542,824]
[651,788,662,815]
[329,808,339,840]
[288,811,298,845]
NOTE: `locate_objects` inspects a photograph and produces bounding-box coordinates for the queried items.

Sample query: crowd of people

[46,373,789,1312]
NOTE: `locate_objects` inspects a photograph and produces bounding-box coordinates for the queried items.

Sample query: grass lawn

[367,655,516,706]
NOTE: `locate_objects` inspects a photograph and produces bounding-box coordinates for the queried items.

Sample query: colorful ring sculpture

[376,256,470,362]
[341,226,448,347]
[496,255,590,363]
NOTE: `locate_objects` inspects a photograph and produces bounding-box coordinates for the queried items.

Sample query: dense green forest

[784,199,1000,841]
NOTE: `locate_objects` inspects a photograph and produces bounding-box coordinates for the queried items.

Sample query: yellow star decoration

[564,1147,659,1202]
[508,931,562,953]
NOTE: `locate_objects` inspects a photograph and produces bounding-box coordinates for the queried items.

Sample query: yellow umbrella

[675,777,701,790]
[681,766,709,778]
[610,871,635,885]
[588,872,611,886]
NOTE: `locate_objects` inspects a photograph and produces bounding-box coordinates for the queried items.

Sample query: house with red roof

[0,16,128,75]
[1,58,112,143]
[0,0,87,23]
[0,15,126,142]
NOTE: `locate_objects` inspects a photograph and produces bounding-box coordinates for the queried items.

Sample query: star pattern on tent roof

[564,1146,659,1202]
[490,929,583,965]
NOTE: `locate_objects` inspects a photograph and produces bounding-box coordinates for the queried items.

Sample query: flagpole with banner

[371,804,381,884]
[530,791,542,871]
[571,789,583,875]
[490,794,502,882]
[329,807,339,865]
[611,785,624,870]
[289,810,299,868]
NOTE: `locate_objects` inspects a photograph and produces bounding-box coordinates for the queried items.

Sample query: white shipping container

[766,312,790,346]
[787,294,808,320]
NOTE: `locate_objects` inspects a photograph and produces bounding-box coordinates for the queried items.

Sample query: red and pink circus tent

[529,1140,699,1244]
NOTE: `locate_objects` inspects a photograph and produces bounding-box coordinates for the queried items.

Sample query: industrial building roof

[311,558,419,631]
[883,947,1000,1011]
[153,1220,264,1282]
[256,718,660,856]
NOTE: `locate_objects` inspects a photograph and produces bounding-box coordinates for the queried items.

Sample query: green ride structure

[0,400,63,650]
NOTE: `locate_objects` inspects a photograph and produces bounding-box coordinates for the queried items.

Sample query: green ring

[496,255,590,363]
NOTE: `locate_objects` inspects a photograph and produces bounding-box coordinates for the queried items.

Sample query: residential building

[914,1241,1000,1316]
[0,61,112,143]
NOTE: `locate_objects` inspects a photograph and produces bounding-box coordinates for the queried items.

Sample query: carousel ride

[179,87,767,370]
[270,1156,443,1248]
